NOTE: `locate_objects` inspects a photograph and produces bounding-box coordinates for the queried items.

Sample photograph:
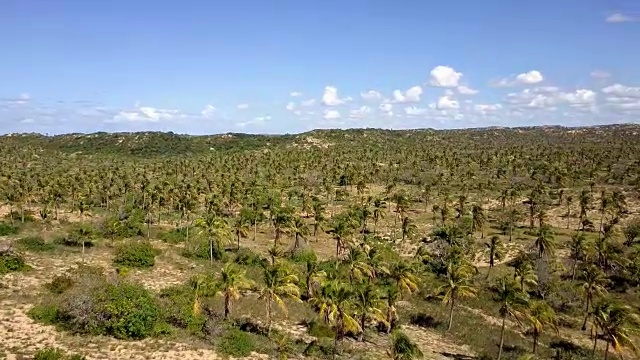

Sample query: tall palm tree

[195,214,232,267]
[534,224,556,258]
[371,197,386,234]
[400,216,416,241]
[579,189,592,231]
[597,190,610,238]
[329,285,361,356]
[328,215,354,257]
[342,247,374,285]
[384,285,401,334]
[216,262,253,320]
[76,223,94,264]
[527,300,558,354]
[565,194,573,229]
[289,216,310,253]
[580,265,609,331]
[232,215,250,250]
[493,277,529,360]
[354,283,386,341]
[471,204,486,238]
[438,262,477,331]
[569,232,588,280]
[591,300,639,360]
[513,259,538,292]
[485,235,505,279]
[311,200,327,241]
[258,263,301,334]
[303,255,325,299]
[389,262,419,297]
[389,330,424,360]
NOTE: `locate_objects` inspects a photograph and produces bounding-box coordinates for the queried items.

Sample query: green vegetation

[2,125,640,359]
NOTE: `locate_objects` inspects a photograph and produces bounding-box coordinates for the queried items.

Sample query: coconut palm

[76,223,94,264]
[485,235,506,279]
[195,214,232,267]
[569,232,588,280]
[534,224,556,259]
[438,262,477,331]
[328,215,355,257]
[389,262,419,297]
[579,189,592,231]
[371,197,386,234]
[527,300,558,354]
[622,219,640,247]
[513,258,538,292]
[232,215,250,250]
[353,283,386,341]
[591,299,639,360]
[400,216,416,241]
[493,277,529,360]
[342,247,374,285]
[580,265,609,331]
[389,330,424,360]
[216,262,253,320]
[289,216,310,253]
[471,204,486,238]
[384,285,401,333]
[258,263,301,334]
[311,199,327,240]
[303,255,325,299]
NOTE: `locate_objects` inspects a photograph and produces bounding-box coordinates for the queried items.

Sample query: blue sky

[1,0,639,134]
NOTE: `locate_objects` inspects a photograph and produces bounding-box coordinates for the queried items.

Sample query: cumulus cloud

[361,90,382,102]
[505,87,597,112]
[591,70,612,79]
[602,84,640,98]
[606,13,638,23]
[474,103,503,115]
[1,93,31,106]
[349,106,371,119]
[602,84,640,114]
[201,105,216,118]
[114,104,180,123]
[322,109,341,120]
[436,96,460,110]
[457,86,478,95]
[236,103,249,109]
[404,106,429,116]
[392,86,423,103]
[290,91,303,97]
[238,115,271,128]
[286,102,296,111]
[379,103,393,116]
[493,70,544,87]
[430,66,463,88]
[322,86,349,106]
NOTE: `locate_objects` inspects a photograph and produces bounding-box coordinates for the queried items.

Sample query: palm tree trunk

[82,240,86,263]
[604,342,610,360]
[359,314,366,342]
[582,296,591,331]
[266,297,273,335]
[209,239,214,267]
[533,333,538,354]
[237,233,241,250]
[571,260,578,281]
[447,296,455,331]
[593,332,598,354]
[497,315,506,360]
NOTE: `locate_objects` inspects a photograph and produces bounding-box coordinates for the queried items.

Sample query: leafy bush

[17,236,55,252]
[0,252,28,274]
[0,222,19,236]
[181,239,226,261]
[45,275,75,294]
[234,247,267,267]
[33,347,86,360]
[157,285,206,333]
[53,224,96,248]
[288,249,317,264]
[305,318,334,339]
[101,210,144,239]
[28,304,60,325]
[113,242,158,268]
[216,328,255,357]
[4,210,36,223]
[158,228,190,244]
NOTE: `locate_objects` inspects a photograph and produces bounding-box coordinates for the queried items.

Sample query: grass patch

[0,222,19,236]
[113,242,158,268]
[16,236,56,252]
[0,251,28,274]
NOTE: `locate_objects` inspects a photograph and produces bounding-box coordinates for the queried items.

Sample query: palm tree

[195,214,232,267]
[485,235,505,279]
[389,262,419,297]
[527,300,558,354]
[389,330,424,360]
[534,224,556,258]
[328,215,354,257]
[569,232,588,280]
[597,190,610,238]
[622,219,640,247]
[354,283,386,341]
[438,262,477,331]
[216,262,253,320]
[513,259,538,292]
[591,300,639,360]
[580,265,609,331]
[232,215,250,250]
[271,205,293,245]
[579,189,592,231]
[471,204,486,238]
[76,223,94,264]
[565,194,573,229]
[493,277,529,360]
[342,247,374,285]
[329,285,361,356]
[311,200,327,240]
[384,285,401,334]
[303,255,325,299]
[400,216,416,241]
[371,197,386,234]
[289,216,310,253]
[258,263,301,334]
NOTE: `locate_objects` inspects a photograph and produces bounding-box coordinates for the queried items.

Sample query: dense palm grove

[1,125,640,360]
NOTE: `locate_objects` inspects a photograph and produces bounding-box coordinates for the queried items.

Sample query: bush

[234,247,268,267]
[158,228,189,244]
[288,249,317,264]
[17,236,56,252]
[4,210,36,223]
[0,222,19,236]
[113,242,158,268]
[33,347,86,360]
[0,252,28,274]
[53,224,96,248]
[181,239,226,261]
[28,304,59,325]
[305,318,334,339]
[217,328,255,357]
[101,211,144,239]
[157,285,206,333]
[45,275,75,294]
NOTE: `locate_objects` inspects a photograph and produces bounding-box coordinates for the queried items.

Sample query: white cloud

[430,66,463,88]
[290,91,303,97]
[606,13,637,23]
[474,103,503,115]
[286,102,296,111]
[591,70,611,79]
[2,93,31,105]
[404,106,429,116]
[561,89,597,106]
[436,96,460,110]
[201,104,216,118]
[602,84,640,98]
[114,104,179,122]
[392,86,423,103]
[301,99,316,107]
[505,87,597,112]
[349,106,371,119]
[379,103,393,116]
[238,115,271,128]
[322,109,341,120]
[322,86,348,106]
[361,90,382,102]
[457,86,478,95]
[236,103,249,109]
[493,70,544,87]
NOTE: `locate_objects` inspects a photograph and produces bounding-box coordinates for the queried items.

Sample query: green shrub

[4,210,36,223]
[288,249,317,264]
[101,211,144,239]
[157,285,206,333]
[96,282,160,339]
[33,347,64,360]
[0,222,19,236]
[17,236,56,252]
[158,228,190,244]
[234,247,267,267]
[53,224,96,248]
[113,242,158,268]
[28,304,59,325]
[217,328,255,357]
[306,319,334,339]
[181,239,226,261]
[0,252,28,274]
[45,275,75,294]
[152,322,174,337]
